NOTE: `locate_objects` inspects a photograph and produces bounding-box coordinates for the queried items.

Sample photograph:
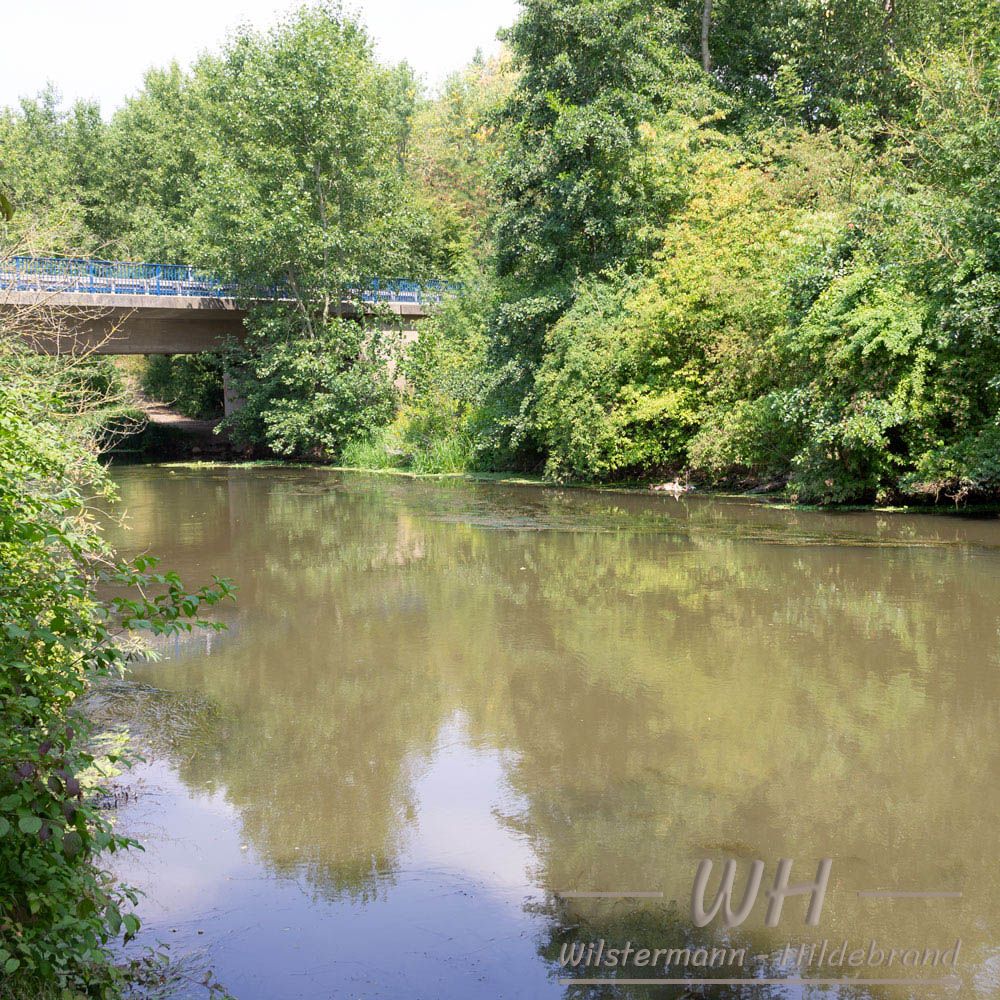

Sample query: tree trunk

[701,0,713,74]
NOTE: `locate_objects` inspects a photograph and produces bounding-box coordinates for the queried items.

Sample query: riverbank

[131,459,1000,518]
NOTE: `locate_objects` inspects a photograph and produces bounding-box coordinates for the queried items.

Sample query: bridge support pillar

[223,371,245,417]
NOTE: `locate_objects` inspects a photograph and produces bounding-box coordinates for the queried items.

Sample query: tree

[221,311,399,459]
[493,0,702,287]
[482,0,711,464]
[86,63,204,260]
[674,0,978,129]
[686,30,1000,503]
[408,52,516,257]
[165,3,449,459]
[190,3,422,323]
[0,86,105,250]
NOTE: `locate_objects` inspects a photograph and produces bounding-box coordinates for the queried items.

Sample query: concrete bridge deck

[0,289,430,354]
[0,257,441,354]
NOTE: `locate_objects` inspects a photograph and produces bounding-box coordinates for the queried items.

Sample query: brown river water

[102,465,1000,999]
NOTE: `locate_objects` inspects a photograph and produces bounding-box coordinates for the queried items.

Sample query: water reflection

[106,467,1000,999]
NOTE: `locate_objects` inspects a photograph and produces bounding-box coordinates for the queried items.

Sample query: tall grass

[340,423,474,475]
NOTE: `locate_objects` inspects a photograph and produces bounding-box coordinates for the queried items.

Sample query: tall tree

[484,0,707,462]
[88,63,203,260]
[408,52,516,256]
[190,2,414,324]
[676,0,976,127]
[0,86,104,249]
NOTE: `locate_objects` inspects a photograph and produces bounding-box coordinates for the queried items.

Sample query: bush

[535,129,856,483]
[688,42,1000,503]
[339,272,498,475]
[396,273,498,470]
[535,274,696,481]
[221,310,399,461]
[0,348,232,996]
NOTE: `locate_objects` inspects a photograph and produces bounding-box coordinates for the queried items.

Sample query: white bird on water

[650,477,693,498]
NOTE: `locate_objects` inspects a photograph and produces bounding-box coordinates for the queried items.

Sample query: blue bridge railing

[0,256,454,306]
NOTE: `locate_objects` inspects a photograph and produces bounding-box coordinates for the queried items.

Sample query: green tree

[677,0,977,129]
[689,32,1000,503]
[493,0,703,286]
[408,52,516,257]
[0,86,106,250]
[170,3,450,458]
[87,63,203,260]
[222,311,399,459]
[190,3,427,320]
[142,354,225,419]
[484,0,712,463]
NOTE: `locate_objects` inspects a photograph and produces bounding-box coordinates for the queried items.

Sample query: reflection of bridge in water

[0,255,445,355]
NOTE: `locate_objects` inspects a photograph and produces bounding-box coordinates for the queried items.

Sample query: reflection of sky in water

[105,466,1000,999]
[114,717,556,1000]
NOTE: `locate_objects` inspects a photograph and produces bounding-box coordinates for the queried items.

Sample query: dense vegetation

[1,0,997,502]
[0,333,232,994]
[0,0,996,991]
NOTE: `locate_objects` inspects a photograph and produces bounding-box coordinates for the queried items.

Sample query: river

[103,465,1000,999]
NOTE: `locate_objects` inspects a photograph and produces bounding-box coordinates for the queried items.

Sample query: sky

[0,0,521,116]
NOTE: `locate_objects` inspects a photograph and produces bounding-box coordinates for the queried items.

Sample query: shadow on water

[101,467,1000,999]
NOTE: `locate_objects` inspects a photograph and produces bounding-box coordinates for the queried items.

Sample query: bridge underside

[1,291,426,354]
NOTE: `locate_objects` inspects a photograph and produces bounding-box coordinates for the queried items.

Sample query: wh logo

[691,858,832,928]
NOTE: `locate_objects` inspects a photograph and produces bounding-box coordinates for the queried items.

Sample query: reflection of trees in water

[481,532,999,991]
[534,902,831,1000]
[112,468,1000,990]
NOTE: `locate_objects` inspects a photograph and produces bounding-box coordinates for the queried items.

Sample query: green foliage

[87,63,204,260]
[536,275,690,480]
[2,355,146,454]
[0,347,233,995]
[397,272,499,466]
[142,354,224,420]
[687,38,1000,502]
[482,0,717,461]
[537,126,858,482]
[338,271,502,474]
[2,1,998,503]
[672,0,974,129]
[493,0,707,286]
[221,310,399,460]
[408,52,516,258]
[0,86,106,251]
[190,3,444,308]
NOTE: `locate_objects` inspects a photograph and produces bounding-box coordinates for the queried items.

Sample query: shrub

[0,349,232,996]
[535,274,696,481]
[221,310,399,461]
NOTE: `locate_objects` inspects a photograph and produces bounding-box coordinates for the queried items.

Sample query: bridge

[0,256,445,355]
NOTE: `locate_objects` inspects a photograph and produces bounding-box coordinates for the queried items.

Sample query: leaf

[62,830,83,857]
[123,913,141,943]
[0,817,9,836]
[4,957,19,974]
[18,815,42,835]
